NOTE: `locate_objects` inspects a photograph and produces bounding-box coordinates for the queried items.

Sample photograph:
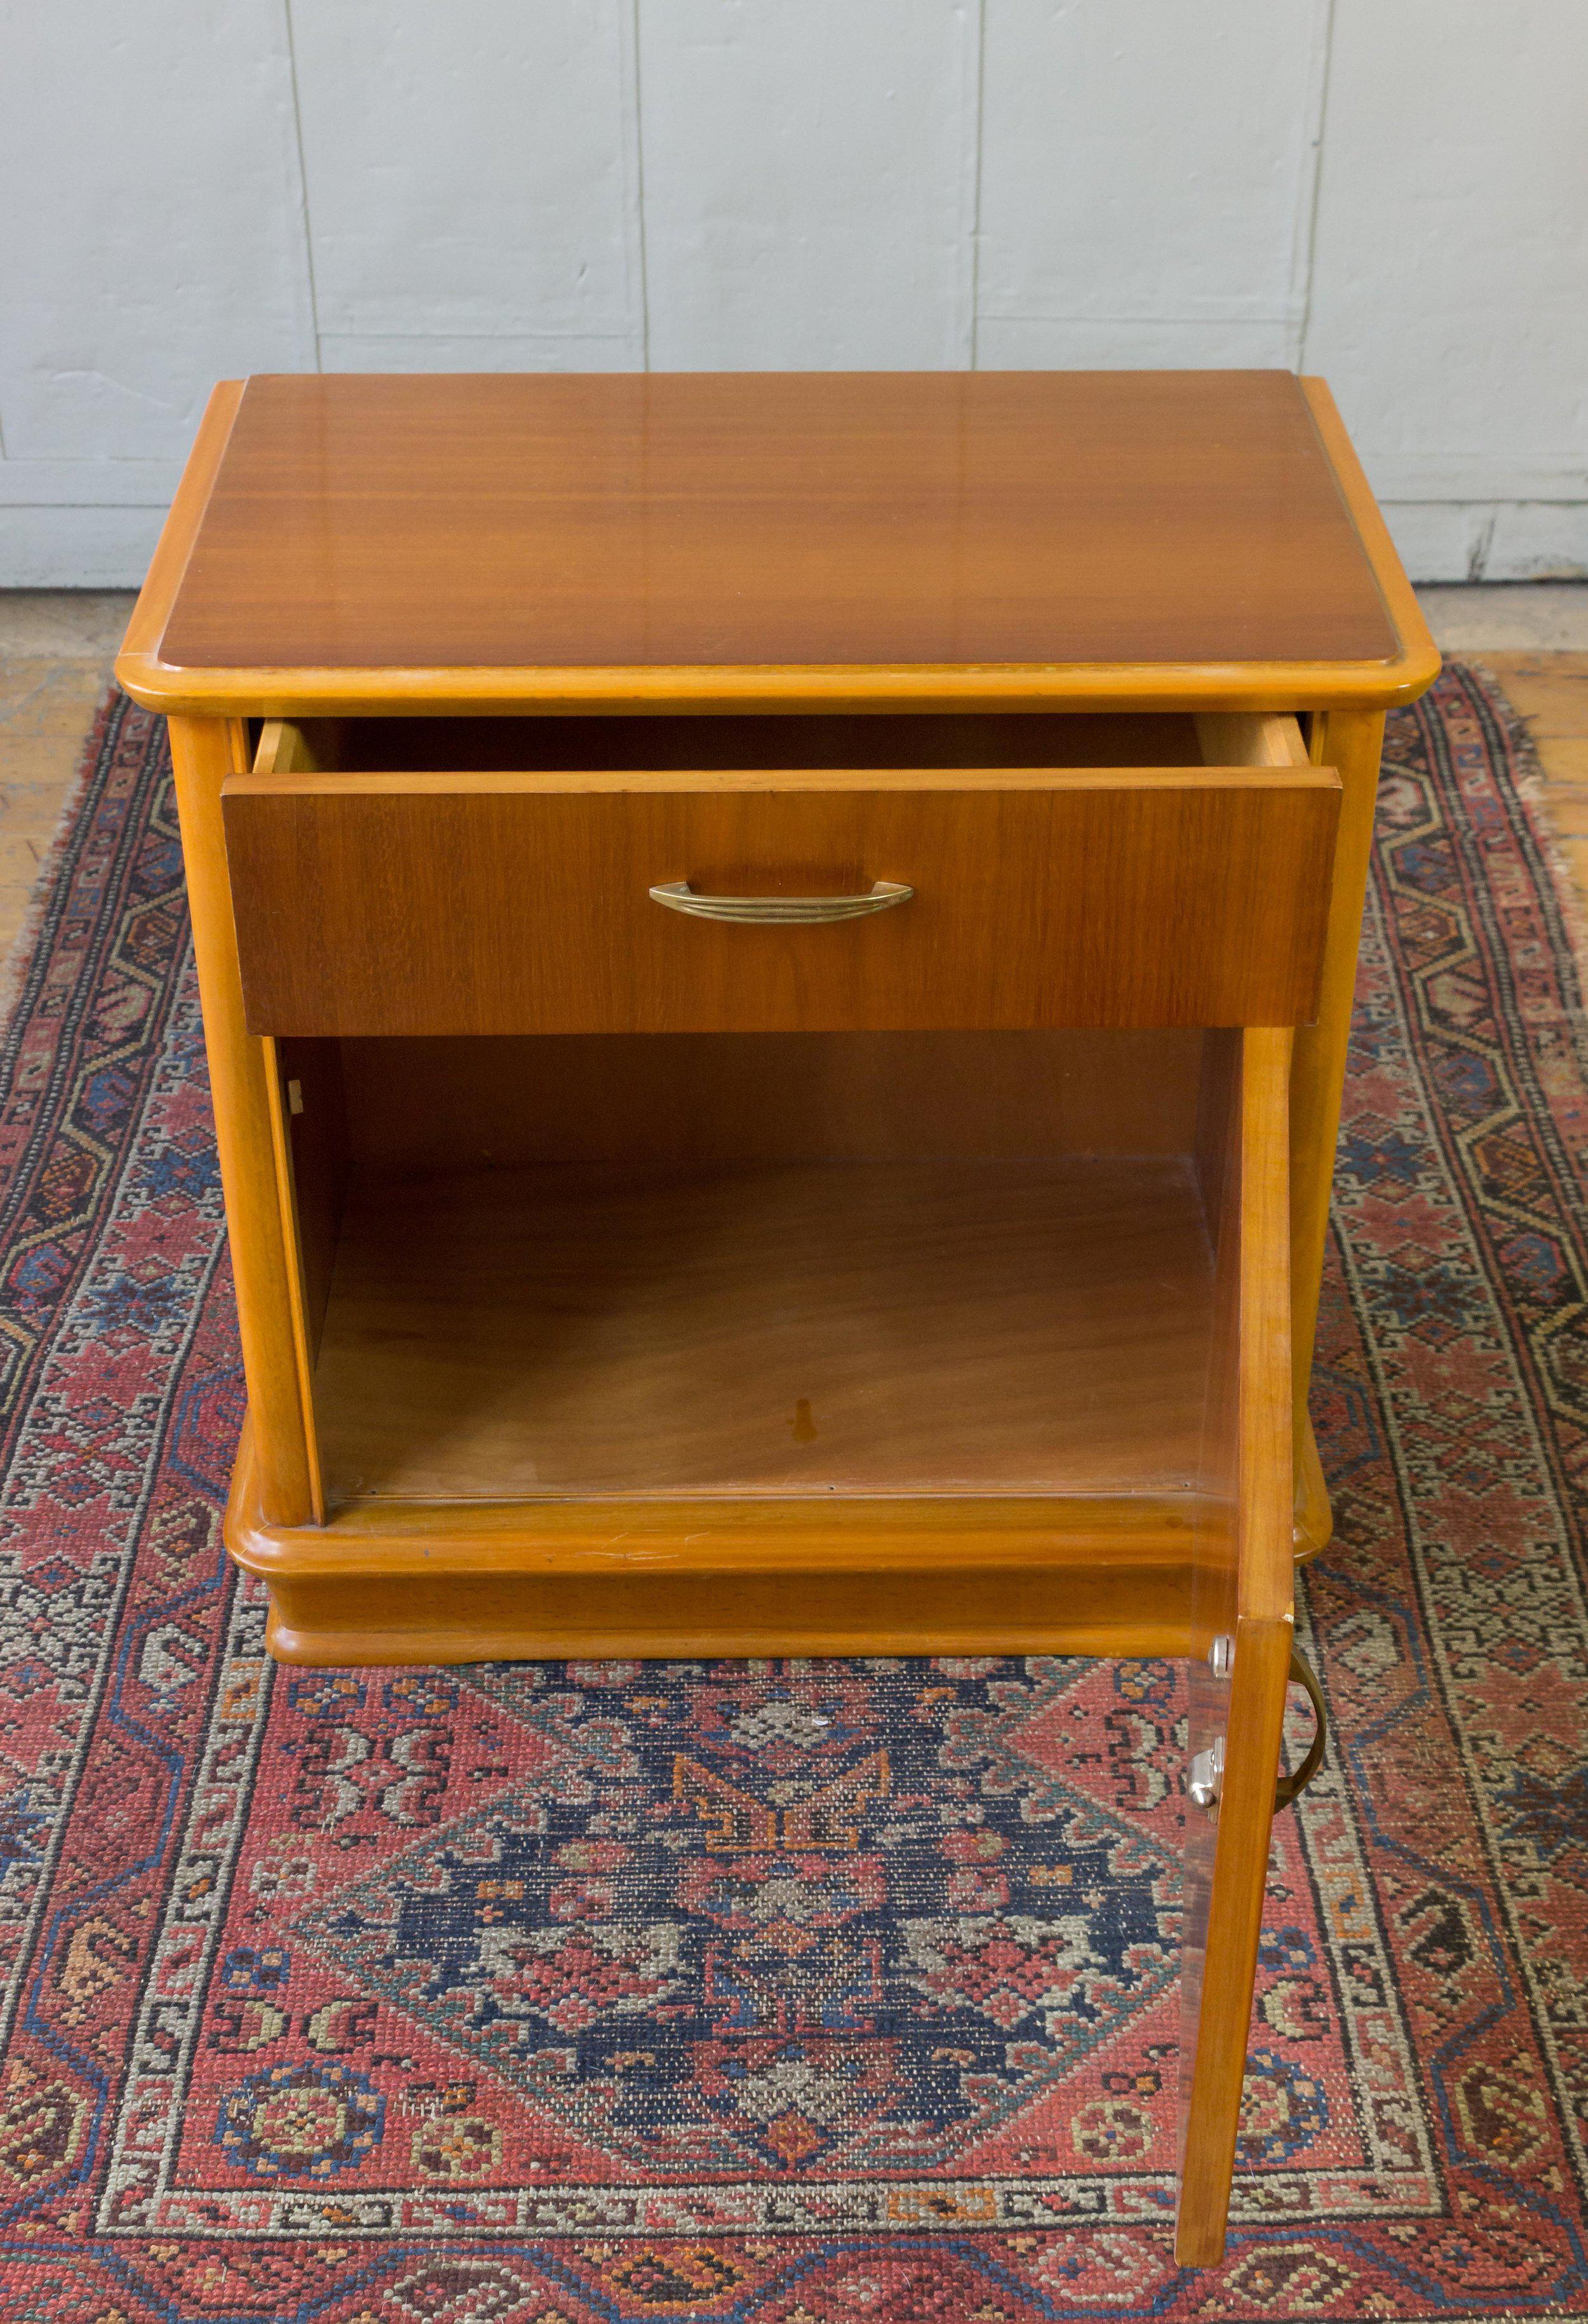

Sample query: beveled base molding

[224,1424,1213,1668]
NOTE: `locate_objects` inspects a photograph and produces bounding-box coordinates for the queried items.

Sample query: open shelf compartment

[316,1153,1211,1504]
[229,1023,1294,1669]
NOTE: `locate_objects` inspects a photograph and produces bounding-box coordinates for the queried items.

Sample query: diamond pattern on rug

[234,1661,1185,2185]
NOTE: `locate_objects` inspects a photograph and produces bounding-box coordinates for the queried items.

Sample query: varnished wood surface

[258,1564,1198,1667]
[260,1037,326,1523]
[334,1029,1209,1170]
[277,1034,349,1352]
[166,715,319,1525]
[225,1029,1296,1684]
[312,1157,1214,1503]
[158,373,1397,669]
[117,379,245,697]
[1300,382,1439,716]
[1286,705,1386,1555]
[110,375,1439,2255]
[226,1422,1204,1662]
[1231,1029,1296,1630]
[1178,1027,1295,2266]
[222,762,1340,1037]
[116,373,1439,715]
[1178,1619,1293,2264]
[1295,1412,1331,1559]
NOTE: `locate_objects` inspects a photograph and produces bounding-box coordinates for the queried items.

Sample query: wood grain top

[120,371,1439,713]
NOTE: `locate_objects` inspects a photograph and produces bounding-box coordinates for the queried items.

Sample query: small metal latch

[1187,1638,1234,1811]
[1187,1736,1225,1811]
[286,1078,304,1117]
[1185,1652,1329,1819]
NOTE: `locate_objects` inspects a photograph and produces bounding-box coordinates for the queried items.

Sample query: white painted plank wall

[1,0,316,579]
[1304,0,1588,583]
[638,1,980,372]
[976,0,1326,370]
[295,0,644,372]
[3,0,1584,583]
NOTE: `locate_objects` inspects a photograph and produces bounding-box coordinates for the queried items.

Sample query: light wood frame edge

[118,657,1446,721]
[168,711,321,1527]
[118,380,243,670]
[244,707,1321,794]
[1300,376,1441,699]
[1176,1025,1296,2265]
[260,1036,326,1524]
[228,764,1340,800]
[1288,704,1388,1553]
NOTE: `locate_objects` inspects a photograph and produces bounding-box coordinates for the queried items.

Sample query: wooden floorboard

[1483,651,1588,943]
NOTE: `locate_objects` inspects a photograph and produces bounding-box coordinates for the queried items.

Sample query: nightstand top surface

[121,370,1437,715]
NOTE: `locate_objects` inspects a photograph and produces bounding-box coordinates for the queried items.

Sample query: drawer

[223,712,1339,1037]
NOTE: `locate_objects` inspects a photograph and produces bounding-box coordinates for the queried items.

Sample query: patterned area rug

[0,666,1585,2321]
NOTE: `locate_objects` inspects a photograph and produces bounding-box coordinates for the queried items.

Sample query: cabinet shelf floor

[313,1156,1214,1508]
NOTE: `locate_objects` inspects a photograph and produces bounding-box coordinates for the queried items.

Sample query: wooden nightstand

[118,369,1437,2261]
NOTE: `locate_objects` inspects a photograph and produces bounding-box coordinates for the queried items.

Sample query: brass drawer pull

[649,879,913,925]
[1274,1648,1328,1811]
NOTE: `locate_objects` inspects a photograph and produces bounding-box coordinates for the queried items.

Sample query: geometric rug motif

[0,665,1584,2317]
[111,1649,1417,2237]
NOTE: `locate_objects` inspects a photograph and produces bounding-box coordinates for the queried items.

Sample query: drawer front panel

[222,769,1340,1037]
